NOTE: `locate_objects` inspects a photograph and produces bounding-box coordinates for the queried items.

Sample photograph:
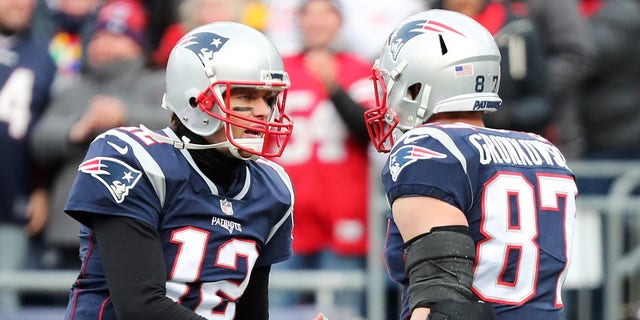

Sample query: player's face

[206,87,276,158]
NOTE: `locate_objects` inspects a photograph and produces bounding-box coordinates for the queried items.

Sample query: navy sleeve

[65,131,163,227]
[257,212,293,266]
[382,127,473,211]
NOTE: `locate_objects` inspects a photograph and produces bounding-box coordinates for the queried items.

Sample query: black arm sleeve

[91,215,206,320]
[329,87,371,145]
[234,265,270,320]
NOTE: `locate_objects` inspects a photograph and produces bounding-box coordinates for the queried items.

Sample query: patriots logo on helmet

[389,145,447,181]
[388,19,466,60]
[78,157,142,203]
[178,32,229,67]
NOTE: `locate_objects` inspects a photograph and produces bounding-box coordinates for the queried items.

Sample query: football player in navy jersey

[63,21,326,320]
[365,10,578,320]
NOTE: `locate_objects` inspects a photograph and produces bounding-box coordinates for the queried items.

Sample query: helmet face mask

[365,9,502,153]
[164,21,293,159]
[365,68,398,153]
[195,79,293,158]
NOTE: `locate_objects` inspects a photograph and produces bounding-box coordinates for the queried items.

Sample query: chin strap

[138,125,262,161]
[139,124,227,150]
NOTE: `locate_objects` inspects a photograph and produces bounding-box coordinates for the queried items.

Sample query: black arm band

[427,301,495,320]
[403,225,477,311]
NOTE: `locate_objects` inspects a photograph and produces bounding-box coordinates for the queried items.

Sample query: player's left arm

[234,265,270,320]
[392,196,495,320]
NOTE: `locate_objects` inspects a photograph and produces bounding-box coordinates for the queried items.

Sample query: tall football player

[63,21,326,320]
[366,9,578,320]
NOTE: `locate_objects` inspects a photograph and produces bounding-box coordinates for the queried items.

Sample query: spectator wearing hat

[30,0,102,91]
[30,0,169,270]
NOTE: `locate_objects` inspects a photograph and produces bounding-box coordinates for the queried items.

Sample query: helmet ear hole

[407,83,422,100]
[189,97,198,108]
[438,34,448,55]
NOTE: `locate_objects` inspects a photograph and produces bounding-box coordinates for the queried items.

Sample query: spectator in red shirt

[270,0,375,317]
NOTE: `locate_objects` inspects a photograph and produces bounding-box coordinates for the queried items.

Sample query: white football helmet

[365,9,502,152]
[161,21,293,159]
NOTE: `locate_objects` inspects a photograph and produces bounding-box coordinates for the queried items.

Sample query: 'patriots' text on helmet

[163,21,293,159]
[365,9,502,152]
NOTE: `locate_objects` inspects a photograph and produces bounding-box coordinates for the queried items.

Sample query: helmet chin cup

[227,137,264,160]
[229,145,258,161]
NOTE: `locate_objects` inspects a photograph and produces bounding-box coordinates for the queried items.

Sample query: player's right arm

[90,214,207,320]
[392,196,468,241]
[392,196,495,320]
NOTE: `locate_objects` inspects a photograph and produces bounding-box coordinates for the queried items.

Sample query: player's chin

[238,149,257,159]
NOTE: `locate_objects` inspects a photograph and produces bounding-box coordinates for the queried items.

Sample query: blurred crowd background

[1,0,640,319]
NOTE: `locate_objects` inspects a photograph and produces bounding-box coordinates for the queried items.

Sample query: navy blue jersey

[383,122,577,320]
[64,126,294,320]
[0,34,56,224]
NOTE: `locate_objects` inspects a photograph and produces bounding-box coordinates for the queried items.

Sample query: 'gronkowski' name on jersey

[468,132,568,169]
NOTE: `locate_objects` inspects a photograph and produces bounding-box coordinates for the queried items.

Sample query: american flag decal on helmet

[388,145,447,181]
[78,157,142,203]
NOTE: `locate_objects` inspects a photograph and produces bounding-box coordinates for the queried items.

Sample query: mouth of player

[243,128,263,139]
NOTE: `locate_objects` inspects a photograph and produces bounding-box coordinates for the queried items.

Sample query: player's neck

[427,112,485,127]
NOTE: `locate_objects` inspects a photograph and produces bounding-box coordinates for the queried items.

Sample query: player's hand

[410,307,430,320]
[312,313,328,320]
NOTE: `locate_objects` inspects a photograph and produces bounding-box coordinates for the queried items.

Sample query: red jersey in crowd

[276,52,374,256]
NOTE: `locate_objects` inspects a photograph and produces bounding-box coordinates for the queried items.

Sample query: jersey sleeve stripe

[402,126,474,209]
[256,158,294,244]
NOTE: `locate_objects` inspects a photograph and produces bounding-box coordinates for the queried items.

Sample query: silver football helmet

[161,21,293,159]
[365,9,502,152]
